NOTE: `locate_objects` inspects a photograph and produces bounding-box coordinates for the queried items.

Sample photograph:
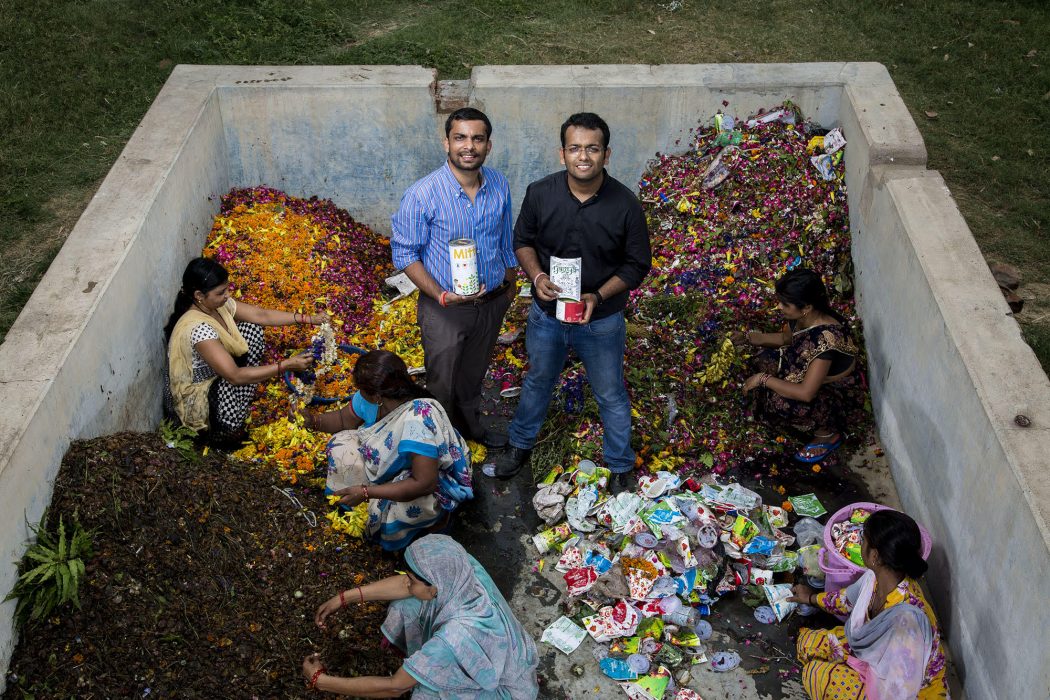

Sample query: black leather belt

[467,280,512,305]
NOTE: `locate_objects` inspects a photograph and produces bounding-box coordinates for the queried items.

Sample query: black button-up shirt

[513,170,652,320]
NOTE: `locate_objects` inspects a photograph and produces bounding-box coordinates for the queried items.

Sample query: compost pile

[2,434,399,699]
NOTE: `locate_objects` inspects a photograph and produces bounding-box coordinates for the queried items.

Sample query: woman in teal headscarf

[303,534,539,698]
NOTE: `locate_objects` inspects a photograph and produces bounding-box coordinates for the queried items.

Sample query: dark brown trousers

[416,285,513,440]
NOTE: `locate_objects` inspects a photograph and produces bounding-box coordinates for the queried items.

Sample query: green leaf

[32,563,57,586]
[24,548,57,564]
[700,452,715,468]
[56,517,67,562]
[70,558,85,584]
[18,562,54,585]
[56,564,69,604]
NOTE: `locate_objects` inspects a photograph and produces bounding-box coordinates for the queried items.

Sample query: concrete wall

[1,63,1047,697]
[850,170,1050,699]
[0,68,232,677]
[217,66,441,232]
[473,63,844,200]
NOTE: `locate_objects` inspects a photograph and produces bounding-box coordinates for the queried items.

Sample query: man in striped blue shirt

[391,108,518,448]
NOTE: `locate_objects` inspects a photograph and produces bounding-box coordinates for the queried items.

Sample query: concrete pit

[1,64,1048,698]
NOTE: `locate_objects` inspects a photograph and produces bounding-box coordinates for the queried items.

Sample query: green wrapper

[656,643,685,667]
[539,465,563,485]
[788,493,827,518]
[532,522,572,554]
[637,616,664,640]
[575,465,611,487]
[845,541,864,566]
[730,515,760,548]
[628,667,671,700]
[610,635,641,656]
[670,628,701,647]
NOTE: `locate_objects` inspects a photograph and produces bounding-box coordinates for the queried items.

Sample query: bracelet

[759,373,770,387]
[532,272,549,286]
[360,484,369,501]
[357,586,365,604]
[810,592,817,606]
[339,590,347,609]
[277,360,283,376]
[307,667,326,690]
[293,311,300,324]
[439,291,448,307]
[593,290,604,306]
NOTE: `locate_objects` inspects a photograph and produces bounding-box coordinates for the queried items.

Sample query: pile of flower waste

[534,463,834,698]
[200,187,470,536]
[487,103,869,482]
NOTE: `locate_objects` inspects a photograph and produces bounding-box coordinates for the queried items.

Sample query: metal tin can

[449,238,479,296]
[556,297,585,322]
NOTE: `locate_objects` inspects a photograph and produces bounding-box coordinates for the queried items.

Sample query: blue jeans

[508,302,635,473]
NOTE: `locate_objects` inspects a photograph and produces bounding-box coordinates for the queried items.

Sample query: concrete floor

[454,389,900,700]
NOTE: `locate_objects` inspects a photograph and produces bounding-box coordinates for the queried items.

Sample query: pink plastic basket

[819,502,932,598]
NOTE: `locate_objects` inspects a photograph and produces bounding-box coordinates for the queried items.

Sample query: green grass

[2,0,1049,369]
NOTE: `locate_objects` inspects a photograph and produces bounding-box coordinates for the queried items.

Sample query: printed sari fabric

[325,398,473,551]
[798,572,950,700]
[757,322,859,433]
[382,535,539,699]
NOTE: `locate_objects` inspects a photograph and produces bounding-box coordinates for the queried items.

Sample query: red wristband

[339,590,346,609]
[307,667,326,690]
[439,291,448,307]
[358,586,365,604]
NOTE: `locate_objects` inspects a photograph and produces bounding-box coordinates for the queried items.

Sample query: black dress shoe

[492,446,532,480]
[479,429,509,449]
[608,471,636,495]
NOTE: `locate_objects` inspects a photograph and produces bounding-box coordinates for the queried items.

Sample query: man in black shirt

[493,113,651,491]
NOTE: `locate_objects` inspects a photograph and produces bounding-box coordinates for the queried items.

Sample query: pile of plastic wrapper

[535,462,835,698]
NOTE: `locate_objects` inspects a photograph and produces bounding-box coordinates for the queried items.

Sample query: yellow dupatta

[167,298,249,430]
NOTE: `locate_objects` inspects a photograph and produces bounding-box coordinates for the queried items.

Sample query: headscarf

[382,535,538,699]
[842,569,934,700]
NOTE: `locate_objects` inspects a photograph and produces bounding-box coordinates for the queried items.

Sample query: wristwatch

[593,290,604,306]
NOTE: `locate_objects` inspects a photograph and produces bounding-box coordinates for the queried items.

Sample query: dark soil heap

[3,433,399,699]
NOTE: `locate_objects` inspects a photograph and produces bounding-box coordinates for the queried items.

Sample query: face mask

[352,390,380,426]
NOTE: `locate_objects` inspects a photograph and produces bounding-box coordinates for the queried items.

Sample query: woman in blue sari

[303,534,539,698]
[302,350,474,551]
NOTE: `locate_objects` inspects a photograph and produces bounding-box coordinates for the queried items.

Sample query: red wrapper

[564,566,599,596]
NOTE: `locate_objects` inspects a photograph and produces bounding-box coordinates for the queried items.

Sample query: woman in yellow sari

[164,257,320,444]
[789,510,949,700]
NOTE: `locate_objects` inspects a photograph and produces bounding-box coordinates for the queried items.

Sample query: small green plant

[159,419,200,462]
[4,514,95,626]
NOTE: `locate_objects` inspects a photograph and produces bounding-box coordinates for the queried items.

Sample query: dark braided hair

[864,509,928,579]
[774,267,848,325]
[353,350,431,401]
[164,257,228,340]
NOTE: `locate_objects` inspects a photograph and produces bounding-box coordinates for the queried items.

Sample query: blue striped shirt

[391,162,516,291]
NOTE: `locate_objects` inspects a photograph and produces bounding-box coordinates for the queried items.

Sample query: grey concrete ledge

[0,63,1046,698]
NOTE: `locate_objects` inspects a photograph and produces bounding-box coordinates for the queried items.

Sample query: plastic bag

[794,517,825,547]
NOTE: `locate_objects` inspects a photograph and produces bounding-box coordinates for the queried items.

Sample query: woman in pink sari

[789,510,949,699]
